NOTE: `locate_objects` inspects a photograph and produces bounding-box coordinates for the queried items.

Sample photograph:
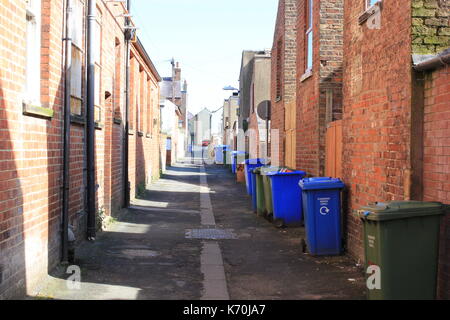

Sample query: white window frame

[305,0,313,72]
[70,0,84,116]
[366,0,378,9]
[25,0,41,105]
[94,8,102,109]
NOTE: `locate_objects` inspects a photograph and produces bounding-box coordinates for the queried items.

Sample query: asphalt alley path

[32,160,365,300]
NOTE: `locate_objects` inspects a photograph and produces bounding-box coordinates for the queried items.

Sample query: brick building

[342,0,449,299]
[270,0,449,299]
[294,0,344,177]
[271,0,298,168]
[0,0,161,299]
[238,50,272,159]
[222,93,239,149]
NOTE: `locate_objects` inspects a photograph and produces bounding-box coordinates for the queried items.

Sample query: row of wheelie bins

[240,158,447,300]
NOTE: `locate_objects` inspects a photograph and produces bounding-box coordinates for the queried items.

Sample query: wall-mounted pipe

[413,49,450,72]
[61,0,73,263]
[123,0,132,208]
[86,0,96,240]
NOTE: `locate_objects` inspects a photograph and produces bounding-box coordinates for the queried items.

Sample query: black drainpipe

[413,50,450,72]
[61,0,72,263]
[86,0,96,240]
[123,0,132,208]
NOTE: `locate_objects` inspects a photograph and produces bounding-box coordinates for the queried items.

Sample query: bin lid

[359,201,444,221]
[266,170,306,177]
[299,177,345,190]
[260,166,291,175]
[252,167,263,174]
[245,158,266,165]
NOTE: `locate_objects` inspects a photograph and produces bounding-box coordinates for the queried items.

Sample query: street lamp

[223,85,239,91]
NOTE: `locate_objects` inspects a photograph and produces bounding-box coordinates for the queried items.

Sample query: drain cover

[185,229,237,240]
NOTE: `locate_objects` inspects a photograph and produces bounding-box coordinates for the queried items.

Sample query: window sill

[300,70,313,82]
[146,133,152,139]
[113,118,122,125]
[23,102,54,119]
[359,1,382,25]
[137,131,144,137]
[128,129,134,135]
[95,122,103,130]
[70,114,85,125]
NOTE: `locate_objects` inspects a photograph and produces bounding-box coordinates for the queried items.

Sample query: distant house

[222,93,239,149]
[160,61,189,160]
[238,50,272,159]
[189,108,213,146]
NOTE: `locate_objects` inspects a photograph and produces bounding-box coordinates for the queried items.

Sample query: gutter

[134,37,162,82]
[413,48,450,72]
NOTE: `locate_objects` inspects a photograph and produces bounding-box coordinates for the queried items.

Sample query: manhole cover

[185,229,237,240]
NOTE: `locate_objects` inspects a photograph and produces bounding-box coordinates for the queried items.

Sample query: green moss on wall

[411,0,450,55]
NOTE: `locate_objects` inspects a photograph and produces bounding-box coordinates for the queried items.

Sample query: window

[147,82,152,134]
[366,0,377,9]
[70,0,83,116]
[94,7,102,113]
[25,0,41,104]
[138,68,145,133]
[114,39,121,119]
[129,56,135,130]
[305,0,313,72]
[275,38,282,100]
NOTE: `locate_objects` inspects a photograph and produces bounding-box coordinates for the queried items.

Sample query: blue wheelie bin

[299,177,345,255]
[244,158,265,195]
[214,145,227,164]
[232,151,247,174]
[267,170,306,227]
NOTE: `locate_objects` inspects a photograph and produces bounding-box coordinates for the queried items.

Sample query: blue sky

[132,0,278,132]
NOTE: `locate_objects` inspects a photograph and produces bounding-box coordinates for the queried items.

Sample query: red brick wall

[0,0,160,299]
[423,67,450,299]
[342,1,412,261]
[0,0,64,299]
[296,0,344,176]
[129,45,161,199]
[271,0,297,168]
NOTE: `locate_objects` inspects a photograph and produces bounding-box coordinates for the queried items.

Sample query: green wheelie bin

[359,201,446,300]
[253,167,267,217]
[260,167,291,220]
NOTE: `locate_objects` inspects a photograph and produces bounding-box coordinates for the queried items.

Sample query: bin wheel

[266,213,273,222]
[274,218,285,228]
[301,239,307,253]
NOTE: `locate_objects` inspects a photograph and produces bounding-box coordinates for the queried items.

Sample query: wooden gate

[325,120,343,178]
[285,101,296,168]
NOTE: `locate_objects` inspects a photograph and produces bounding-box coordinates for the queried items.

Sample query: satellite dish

[257,100,271,120]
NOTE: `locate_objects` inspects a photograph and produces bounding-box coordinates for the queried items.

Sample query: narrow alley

[34,161,365,300]
[1,0,449,304]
